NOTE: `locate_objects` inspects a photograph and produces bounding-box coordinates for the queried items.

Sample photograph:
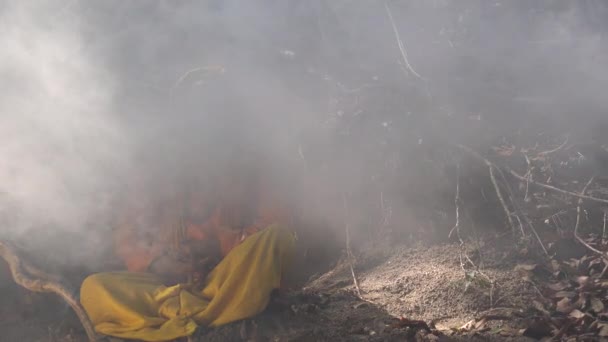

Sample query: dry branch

[488,165,519,235]
[457,145,518,234]
[0,240,98,342]
[384,2,424,81]
[573,176,608,258]
[537,136,569,156]
[508,169,608,205]
[456,145,549,255]
[494,167,549,256]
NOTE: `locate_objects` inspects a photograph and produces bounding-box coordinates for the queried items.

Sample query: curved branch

[0,240,98,342]
[508,168,608,205]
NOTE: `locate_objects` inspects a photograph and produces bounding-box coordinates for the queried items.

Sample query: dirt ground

[0,229,550,342]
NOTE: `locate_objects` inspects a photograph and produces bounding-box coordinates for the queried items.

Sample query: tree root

[0,240,98,342]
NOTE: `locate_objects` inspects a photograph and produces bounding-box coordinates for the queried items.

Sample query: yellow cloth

[80,224,295,341]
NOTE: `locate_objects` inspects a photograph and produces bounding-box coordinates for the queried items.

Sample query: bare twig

[448,164,462,241]
[489,164,519,235]
[603,209,607,240]
[537,136,569,156]
[573,176,607,257]
[552,315,585,341]
[508,168,608,205]
[0,240,98,342]
[171,65,225,95]
[523,154,532,201]
[343,194,362,298]
[458,144,549,255]
[450,165,467,273]
[384,2,425,81]
[457,145,517,234]
[599,261,608,279]
[448,166,496,305]
[494,167,549,256]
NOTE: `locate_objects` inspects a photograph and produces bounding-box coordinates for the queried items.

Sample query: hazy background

[1,0,607,270]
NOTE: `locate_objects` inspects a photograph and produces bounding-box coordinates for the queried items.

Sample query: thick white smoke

[0,2,130,265]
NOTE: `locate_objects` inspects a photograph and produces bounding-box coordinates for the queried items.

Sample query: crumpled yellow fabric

[80,224,295,341]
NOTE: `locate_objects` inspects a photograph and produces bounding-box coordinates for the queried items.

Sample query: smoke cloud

[1,1,607,268]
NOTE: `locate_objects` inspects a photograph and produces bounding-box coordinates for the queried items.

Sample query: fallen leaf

[498,327,520,336]
[556,298,574,313]
[553,291,576,299]
[576,276,589,287]
[533,300,550,315]
[590,297,605,313]
[568,309,585,319]
[459,319,475,331]
[599,323,608,337]
[490,327,502,334]
[547,282,568,291]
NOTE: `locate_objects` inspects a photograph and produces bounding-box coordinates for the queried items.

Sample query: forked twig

[0,240,98,341]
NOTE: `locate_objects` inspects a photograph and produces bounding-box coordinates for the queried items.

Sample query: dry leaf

[553,291,576,299]
[590,297,605,313]
[533,300,550,315]
[556,298,574,313]
[459,319,475,331]
[599,323,608,337]
[568,309,585,319]
[576,276,589,287]
[547,282,568,291]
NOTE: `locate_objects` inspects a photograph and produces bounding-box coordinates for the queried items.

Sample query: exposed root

[0,240,98,342]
